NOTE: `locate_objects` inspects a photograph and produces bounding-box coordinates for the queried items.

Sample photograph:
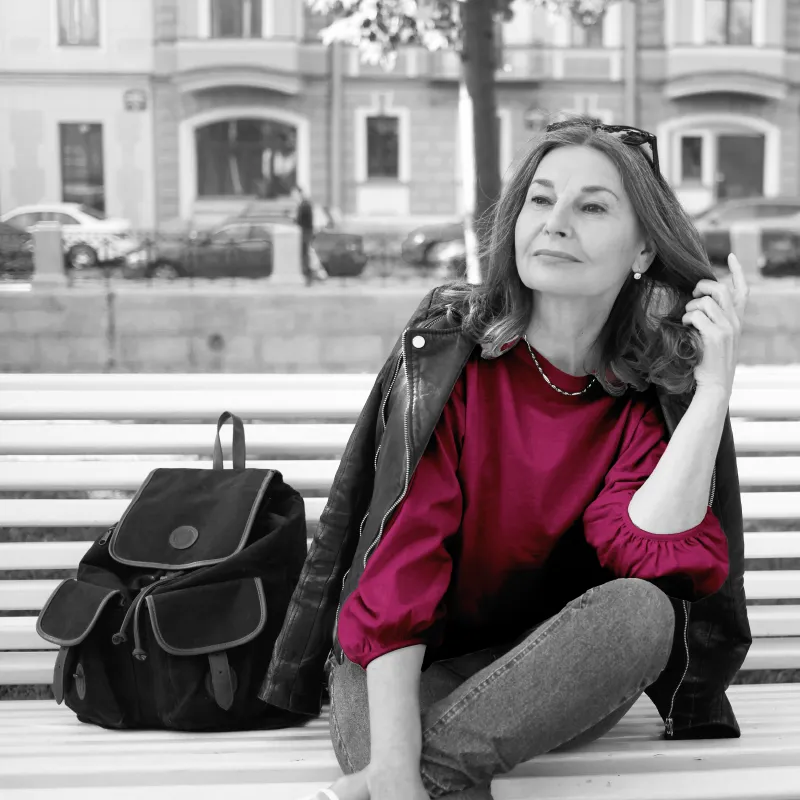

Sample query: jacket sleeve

[337,375,466,668]
[582,397,729,602]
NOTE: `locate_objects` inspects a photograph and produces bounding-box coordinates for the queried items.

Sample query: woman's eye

[530,195,551,205]
[583,203,606,214]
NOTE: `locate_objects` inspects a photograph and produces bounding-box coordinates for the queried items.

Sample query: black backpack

[36,412,308,731]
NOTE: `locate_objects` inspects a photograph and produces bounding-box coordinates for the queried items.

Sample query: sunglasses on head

[545,120,660,176]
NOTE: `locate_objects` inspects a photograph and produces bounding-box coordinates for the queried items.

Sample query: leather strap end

[52,647,69,705]
[208,651,235,711]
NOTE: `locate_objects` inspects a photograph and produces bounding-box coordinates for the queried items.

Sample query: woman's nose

[543,201,572,238]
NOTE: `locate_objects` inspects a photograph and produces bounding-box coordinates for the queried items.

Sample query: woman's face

[514,144,653,297]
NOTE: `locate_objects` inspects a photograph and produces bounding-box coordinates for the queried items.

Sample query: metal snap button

[412,335,426,349]
[73,662,86,700]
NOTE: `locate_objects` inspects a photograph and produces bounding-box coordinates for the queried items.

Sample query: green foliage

[307,0,616,67]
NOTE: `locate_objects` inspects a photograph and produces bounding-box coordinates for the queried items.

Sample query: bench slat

[0,637,798,686]
[4,419,800,456]
[2,532,799,571]
[0,497,327,529]
[2,367,795,390]
[0,424,354,457]
[0,461,339,492]
[731,420,800,453]
[0,391,370,421]
[0,374,377,391]
[6,605,800,651]
[2,572,796,612]
[2,389,799,421]
[3,457,798,491]
[1,492,798,530]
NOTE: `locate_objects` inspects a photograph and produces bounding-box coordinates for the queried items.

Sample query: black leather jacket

[260,286,752,739]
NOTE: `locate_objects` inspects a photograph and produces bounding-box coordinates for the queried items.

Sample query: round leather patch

[169,525,199,550]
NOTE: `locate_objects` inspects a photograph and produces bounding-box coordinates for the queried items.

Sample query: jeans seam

[421,608,573,742]
[330,685,357,774]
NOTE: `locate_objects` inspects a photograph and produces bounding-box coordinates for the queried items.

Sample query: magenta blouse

[337,340,729,669]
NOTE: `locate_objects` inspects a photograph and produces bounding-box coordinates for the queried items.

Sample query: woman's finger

[692,279,735,317]
[685,296,732,328]
[683,308,717,337]
[727,253,750,323]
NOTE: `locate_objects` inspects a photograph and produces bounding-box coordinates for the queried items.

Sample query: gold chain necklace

[522,336,597,397]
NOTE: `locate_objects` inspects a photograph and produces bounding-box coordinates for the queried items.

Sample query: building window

[211,0,262,39]
[60,123,105,212]
[366,116,399,180]
[196,119,297,198]
[571,13,604,47]
[705,0,752,45]
[58,0,100,46]
[680,136,704,183]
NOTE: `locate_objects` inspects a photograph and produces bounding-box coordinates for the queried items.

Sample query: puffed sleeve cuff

[585,493,730,602]
[337,591,447,669]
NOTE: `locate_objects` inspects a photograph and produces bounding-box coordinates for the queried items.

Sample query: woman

[290,116,750,800]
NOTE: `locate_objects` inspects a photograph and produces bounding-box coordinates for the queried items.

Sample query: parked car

[757,222,800,277]
[0,221,34,278]
[0,203,138,269]
[401,220,464,267]
[231,203,368,278]
[123,221,273,279]
[693,196,800,266]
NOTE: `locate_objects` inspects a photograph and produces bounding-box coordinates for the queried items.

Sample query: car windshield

[78,205,106,220]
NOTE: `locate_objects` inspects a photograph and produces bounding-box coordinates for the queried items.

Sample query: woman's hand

[367,765,430,800]
[683,253,749,399]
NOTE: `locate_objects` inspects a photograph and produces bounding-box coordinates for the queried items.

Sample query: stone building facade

[1,0,799,229]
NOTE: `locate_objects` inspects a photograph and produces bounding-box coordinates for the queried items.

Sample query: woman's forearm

[628,388,729,534]
[366,644,426,772]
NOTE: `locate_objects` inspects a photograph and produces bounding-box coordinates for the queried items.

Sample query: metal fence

[0,228,456,288]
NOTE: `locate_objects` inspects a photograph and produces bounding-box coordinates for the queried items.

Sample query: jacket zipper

[363,315,444,568]
[333,314,444,645]
[332,340,407,641]
[665,599,690,737]
[709,465,717,508]
[663,467,715,737]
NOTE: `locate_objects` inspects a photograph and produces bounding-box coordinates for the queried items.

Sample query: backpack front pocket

[140,577,270,730]
[36,579,129,728]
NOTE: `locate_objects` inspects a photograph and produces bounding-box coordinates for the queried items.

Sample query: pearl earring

[633,271,642,280]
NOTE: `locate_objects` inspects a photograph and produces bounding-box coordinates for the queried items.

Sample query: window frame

[679,135,704,184]
[365,114,401,181]
[703,0,754,46]
[199,0,275,39]
[59,122,106,214]
[354,97,410,185]
[56,0,101,48]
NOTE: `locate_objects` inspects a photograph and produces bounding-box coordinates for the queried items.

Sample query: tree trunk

[460,0,501,282]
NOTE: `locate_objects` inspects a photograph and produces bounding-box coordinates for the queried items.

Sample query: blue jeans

[329,578,675,799]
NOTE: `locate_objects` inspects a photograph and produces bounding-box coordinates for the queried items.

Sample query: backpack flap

[108,468,274,569]
[145,578,267,711]
[35,579,122,704]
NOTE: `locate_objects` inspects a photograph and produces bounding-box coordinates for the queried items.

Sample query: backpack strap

[208,651,235,711]
[212,412,246,470]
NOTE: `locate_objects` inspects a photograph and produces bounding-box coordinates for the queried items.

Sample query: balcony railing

[429,46,623,83]
[664,46,788,100]
[155,37,328,90]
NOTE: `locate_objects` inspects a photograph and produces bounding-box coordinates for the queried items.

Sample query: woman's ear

[636,240,657,275]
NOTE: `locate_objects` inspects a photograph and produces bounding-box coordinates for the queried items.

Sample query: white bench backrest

[1,370,799,686]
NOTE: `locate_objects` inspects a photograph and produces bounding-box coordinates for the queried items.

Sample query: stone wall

[1,282,799,373]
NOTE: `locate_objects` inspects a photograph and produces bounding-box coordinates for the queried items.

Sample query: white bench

[1,369,800,799]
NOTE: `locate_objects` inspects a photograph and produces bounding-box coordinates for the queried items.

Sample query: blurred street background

[1,0,800,372]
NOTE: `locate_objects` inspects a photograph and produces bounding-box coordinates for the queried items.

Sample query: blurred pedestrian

[290,185,322,286]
